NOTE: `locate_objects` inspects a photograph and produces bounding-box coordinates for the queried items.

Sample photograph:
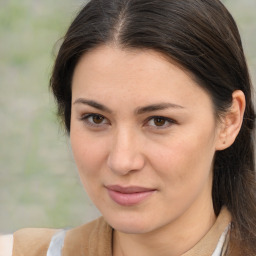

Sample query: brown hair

[50,0,256,254]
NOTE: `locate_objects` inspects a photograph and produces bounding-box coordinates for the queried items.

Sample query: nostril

[107,149,145,176]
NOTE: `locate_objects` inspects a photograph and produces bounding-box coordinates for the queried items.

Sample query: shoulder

[0,228,57,256]
[13,227,59,256]
[4,217,112,256]
[62,217,112,255]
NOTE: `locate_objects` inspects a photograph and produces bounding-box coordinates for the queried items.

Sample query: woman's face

[70,45,222,234]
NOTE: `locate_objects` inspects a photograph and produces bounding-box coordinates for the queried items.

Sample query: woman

[1,0,255,255]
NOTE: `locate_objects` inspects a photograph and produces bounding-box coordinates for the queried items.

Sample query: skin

[70,45,244,256]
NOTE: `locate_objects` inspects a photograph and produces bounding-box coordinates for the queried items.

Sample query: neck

[113,203,216,256]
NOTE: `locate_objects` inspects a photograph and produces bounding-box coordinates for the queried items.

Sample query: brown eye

[92,115,105,124]
[146,116,176,129]
[80,113,109,127]
[153,117,166,126]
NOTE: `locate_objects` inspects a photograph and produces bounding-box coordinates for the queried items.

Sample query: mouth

[105,185,156,206]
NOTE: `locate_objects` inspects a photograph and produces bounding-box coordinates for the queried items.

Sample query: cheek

[70,132,108,204]
[148,129,216,188]
[70,129,106,180]
[150,136,215,214]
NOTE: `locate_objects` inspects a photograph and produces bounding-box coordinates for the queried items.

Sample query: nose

[107,128,145,176]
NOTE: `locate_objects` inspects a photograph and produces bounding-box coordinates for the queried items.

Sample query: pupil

[154,118,165,126]
[93,115,103,124]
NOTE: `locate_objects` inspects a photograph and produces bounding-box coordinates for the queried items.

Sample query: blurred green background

[0,0,255,233]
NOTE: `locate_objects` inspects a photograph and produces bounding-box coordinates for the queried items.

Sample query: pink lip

[106,185,156,206]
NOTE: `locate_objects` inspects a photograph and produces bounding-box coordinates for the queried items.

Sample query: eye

[80,113,109,127]
[146,116,176,129]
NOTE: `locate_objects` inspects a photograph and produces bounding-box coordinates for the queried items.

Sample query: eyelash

[145,116,177,129]
[80,114,177,129]
[80,113,109,128]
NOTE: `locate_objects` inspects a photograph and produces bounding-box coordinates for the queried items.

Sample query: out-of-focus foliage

[0,0,99,233]
[0,0,255,233]
[224,0,256,85]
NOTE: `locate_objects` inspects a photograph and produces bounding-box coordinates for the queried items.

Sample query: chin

[103,211,156,234]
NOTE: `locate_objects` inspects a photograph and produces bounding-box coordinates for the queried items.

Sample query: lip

[105,185,156,206]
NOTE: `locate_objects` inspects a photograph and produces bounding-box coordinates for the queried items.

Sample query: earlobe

[215,90,246,151]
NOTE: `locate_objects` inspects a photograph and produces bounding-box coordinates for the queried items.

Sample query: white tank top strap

[211,224,231,256]
[0,234,13,256]
[47,229,67,256]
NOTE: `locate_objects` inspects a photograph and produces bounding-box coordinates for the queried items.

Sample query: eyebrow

[73,98,112,113]
[73,98,184,114]
[135,103,184,115]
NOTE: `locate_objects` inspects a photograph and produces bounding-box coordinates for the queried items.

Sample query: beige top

[1,207,233,256]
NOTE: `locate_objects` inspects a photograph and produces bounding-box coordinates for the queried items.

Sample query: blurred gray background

[0,0,255,233]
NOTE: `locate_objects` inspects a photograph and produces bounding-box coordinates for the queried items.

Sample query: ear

[215,90,246,151]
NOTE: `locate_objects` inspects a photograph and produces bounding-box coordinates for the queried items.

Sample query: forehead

[71,45,213,111]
